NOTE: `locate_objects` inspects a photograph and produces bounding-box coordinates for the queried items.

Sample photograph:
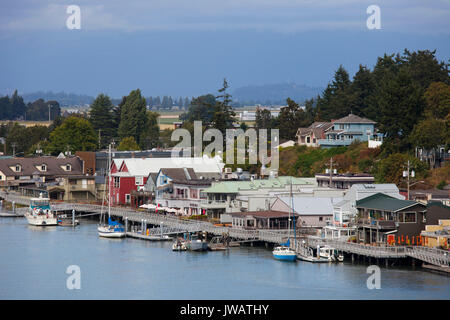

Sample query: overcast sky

[1,0,449,97]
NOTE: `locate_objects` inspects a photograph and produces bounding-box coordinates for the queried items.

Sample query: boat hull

[25,214,57,226]
[98,226,126,238]
[273,253,297,261]
[187,240,208,251]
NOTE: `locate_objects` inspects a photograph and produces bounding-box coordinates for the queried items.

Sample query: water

[1,217,449,300]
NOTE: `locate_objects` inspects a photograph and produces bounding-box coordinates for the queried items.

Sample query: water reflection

[0,217,449,299]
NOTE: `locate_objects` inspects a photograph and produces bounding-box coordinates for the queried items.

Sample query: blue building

[317,114,382,148]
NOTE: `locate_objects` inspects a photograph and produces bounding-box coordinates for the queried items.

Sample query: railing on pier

[406,246,450,267]
[305,237,407,258]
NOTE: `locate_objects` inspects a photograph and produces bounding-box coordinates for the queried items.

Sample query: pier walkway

[2,191,449,268]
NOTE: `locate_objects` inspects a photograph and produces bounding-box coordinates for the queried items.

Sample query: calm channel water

[1,216,449,300]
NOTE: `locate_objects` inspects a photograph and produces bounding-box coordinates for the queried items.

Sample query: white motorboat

[24,194,57,226]
[186,234,208,251]
[172,238,187,251]
[319,246,344,262]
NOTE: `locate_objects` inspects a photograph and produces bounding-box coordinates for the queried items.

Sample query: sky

[0,0,449,98]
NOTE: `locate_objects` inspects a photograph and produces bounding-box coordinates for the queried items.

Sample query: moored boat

[273,244,297,261]
[24,194,57,226]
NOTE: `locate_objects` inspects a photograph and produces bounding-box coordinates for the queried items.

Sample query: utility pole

[403,160,415,200]
[325,157,336,187]
[48,104,51,122]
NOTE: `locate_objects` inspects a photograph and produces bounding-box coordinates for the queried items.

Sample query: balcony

[317,138,355,147]
[356,218,396,229]
[200,199,229,209]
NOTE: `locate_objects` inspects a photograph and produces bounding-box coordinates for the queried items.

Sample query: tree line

[254,49,449,155]
[0,90,61,121]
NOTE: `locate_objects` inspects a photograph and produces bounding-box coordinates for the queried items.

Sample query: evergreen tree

[89,94,115,148]
[118,89,148,147]
[316,66,353,120]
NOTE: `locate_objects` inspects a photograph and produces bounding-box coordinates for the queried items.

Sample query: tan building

[47,175,97,202]
[421,219,450,249]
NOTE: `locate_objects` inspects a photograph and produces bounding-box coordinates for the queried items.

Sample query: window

[114,177,120,188]
[15,165,21,172]
[125,194,131,204]
[41,165,47,171]
[135,176,143,185]
[319,217,323,222]
[404,212,416,223]
[66,164,71,171]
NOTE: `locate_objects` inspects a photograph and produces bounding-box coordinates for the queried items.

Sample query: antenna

[12,143,16,157]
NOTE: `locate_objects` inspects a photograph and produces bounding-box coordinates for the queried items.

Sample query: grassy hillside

[278,142,448,189]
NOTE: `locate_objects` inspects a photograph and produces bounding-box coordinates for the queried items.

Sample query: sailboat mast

[108,143,111,219]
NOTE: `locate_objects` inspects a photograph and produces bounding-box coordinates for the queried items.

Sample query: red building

[109,157,224,206]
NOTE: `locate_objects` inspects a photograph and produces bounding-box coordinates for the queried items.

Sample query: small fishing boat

[172,237,187,251]
[24,194,57,226]
[296,246,331,263]
[186,233,208,252]
[57,213,79,226]
[319,246,344,262]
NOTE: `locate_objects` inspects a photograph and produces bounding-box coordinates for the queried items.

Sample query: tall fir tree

[118,89,148,147]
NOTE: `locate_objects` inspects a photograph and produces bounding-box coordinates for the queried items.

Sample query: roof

[203,176,316,194]
[0,157,83,177]
[231,210,298,219]
[356,193,424,212]
[277,196,342,215]
[333,114,376,124]
[112,156,224,177]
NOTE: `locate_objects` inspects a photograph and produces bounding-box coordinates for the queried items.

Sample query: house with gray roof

[333,184,404,226]
[271,196,343,227]
[355,193,427,245]
[317,114,382,148]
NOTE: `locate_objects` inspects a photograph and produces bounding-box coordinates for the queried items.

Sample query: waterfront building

[317,114,382,148]
[355,193,427,245]
[421,212,450,250]
[315,172,375,189]
[201,177,318,221]
[154,168,212,215]
[230,210,299,230]
[296,122,333,147]
[271,196,343,228]
[47,175,96,202]
[0,156,84,189]
[110,156,224,206]
[333,184,404,226]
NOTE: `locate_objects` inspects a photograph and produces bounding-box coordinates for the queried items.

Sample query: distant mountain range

[232,83,324,105]
[7,83,324,107]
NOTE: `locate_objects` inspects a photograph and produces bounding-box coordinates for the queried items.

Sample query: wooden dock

[2,191,449,269]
